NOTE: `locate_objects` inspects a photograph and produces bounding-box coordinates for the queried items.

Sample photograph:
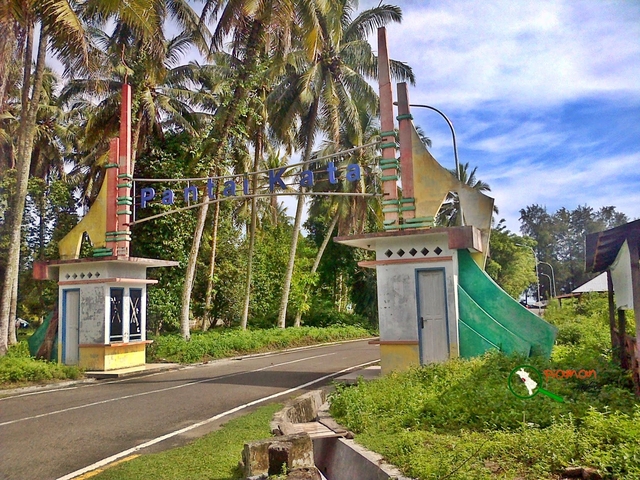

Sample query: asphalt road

[0,339,379,480]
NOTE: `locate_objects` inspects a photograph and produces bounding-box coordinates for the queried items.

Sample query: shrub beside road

[329,294,640,479]
[0,342,82,386]
[147,325,373,363]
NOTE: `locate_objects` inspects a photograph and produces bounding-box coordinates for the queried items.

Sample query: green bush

[0,343,82,386]
[302,297,373,329]
[147,325,373,363]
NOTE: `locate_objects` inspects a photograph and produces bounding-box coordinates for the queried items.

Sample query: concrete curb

[269,373,414,480]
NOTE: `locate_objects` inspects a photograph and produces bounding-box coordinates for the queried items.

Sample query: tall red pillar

[116,84,133,257]
[396,82,416,221]
[378,27,399,231]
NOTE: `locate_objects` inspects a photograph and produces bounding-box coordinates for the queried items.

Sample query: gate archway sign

[33,27,558,374]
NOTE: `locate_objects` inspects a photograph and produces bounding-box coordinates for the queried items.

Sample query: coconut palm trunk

[240,126,262,330]
[0,30,49,354]
[293,209,339,327]
[276,99,319,328]
[203,182,221,331]
[130,106,145,174]
[180,19,264,340]
[8,275,17,345]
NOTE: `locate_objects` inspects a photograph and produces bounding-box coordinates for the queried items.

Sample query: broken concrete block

[242,433,315,478]
[268,441,292,476]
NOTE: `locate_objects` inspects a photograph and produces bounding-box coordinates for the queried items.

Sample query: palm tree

[415,125,432,148]
[435,162,498,227]
[179,0,326,339]
[0,3,19,117]
[0,0,88,355]
[293,107,382,326]
[0,0,198,354]
[274,1,414,328]
[60,28,213,186]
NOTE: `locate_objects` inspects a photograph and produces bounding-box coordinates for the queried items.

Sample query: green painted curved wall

[457,249,557,358]
[458,321,499,358]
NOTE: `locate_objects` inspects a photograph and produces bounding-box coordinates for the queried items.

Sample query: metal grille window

[109,288,124,342]
[129,289,142,341]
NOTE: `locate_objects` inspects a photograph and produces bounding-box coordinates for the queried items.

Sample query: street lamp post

[392,102,460,180]
[393,101,464,226]
[538,261,556,298]
[540,272,552,301]
[409,104,460,180]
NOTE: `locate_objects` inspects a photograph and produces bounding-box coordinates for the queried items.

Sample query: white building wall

[57,264,150,348]
[374,233,460,358]
[106,262,149,279]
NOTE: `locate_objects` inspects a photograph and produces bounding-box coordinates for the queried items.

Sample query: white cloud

[355,0,640,232]
[468,121,568,155]
[486,152,640,231]
[370,0,640,109]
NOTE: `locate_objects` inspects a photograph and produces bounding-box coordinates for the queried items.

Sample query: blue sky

[146,0,640,233]
[356,0,640,233]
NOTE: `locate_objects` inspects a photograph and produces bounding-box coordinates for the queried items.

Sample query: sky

[67,1,640,235]
[351,0,640,233]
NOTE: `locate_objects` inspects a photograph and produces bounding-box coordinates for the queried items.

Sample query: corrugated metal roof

[585,219,640,273]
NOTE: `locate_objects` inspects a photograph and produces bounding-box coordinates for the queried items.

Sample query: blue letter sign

[269,168,287,192]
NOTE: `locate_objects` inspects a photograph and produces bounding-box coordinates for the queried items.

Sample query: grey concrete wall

[79,285,106,344]
[374,233,460,357]
[314,437,412,480]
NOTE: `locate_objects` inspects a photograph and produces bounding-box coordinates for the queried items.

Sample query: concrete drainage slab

[314,436,411,480]
[253,373,413,480]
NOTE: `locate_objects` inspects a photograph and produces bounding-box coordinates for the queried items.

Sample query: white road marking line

[1,338,372,400]
[56,360,378,480]
[0,353,334,427]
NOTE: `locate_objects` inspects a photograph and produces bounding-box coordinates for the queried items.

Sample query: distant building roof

[572,272,608,293]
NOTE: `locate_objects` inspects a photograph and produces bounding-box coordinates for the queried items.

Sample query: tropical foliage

[519,204,628,296]
[330,294,639,479]
[0,0,413,354]
[0,0,631,357]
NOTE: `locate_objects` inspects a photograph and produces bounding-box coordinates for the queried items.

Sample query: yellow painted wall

[380,344,420,374]
[78,343,146,371]
[58,177,109,259]
[79,346,106,370]
[104,343,146,370]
